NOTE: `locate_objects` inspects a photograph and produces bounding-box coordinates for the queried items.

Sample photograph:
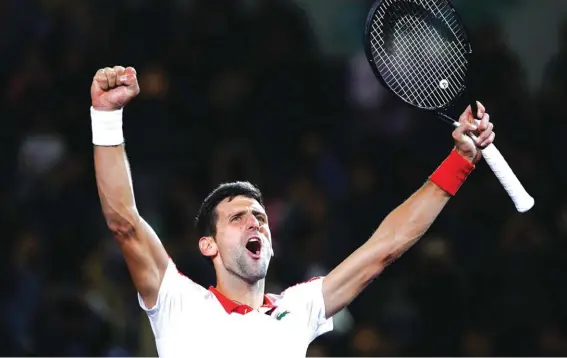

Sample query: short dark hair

[195,181,264,238]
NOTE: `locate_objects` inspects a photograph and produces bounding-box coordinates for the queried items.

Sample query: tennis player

[90,66,494,357]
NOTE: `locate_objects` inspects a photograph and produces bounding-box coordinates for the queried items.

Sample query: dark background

[1,0,567,356]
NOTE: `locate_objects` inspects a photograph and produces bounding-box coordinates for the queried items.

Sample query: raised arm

[91,66,168,308]
[322,103,495,318]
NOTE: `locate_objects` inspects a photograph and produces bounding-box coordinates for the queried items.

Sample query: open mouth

[245,237,262,257]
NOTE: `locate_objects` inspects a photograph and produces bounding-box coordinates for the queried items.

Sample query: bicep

[114,216,169,308]
[323,241,387,318]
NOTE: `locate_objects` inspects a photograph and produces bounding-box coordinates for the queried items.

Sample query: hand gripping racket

[364,0,534,213]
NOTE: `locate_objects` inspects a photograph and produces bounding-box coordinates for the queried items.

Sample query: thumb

[458,105,475,125]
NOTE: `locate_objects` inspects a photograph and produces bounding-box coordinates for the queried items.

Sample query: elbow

[369,241,404,275]
[381,251,402,268]
[103,207,140,239]
[381,239,406,266]
[374,227,423,267]
[357,230,420,281]
[367,255,398,280]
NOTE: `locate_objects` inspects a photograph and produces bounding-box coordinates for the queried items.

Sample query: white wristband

[90,106,124,146]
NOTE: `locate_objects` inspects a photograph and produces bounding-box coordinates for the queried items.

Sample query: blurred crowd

[1,0,567,356]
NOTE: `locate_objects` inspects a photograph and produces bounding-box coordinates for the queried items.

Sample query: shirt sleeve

[281,277,334,342]
[138,259,209,339]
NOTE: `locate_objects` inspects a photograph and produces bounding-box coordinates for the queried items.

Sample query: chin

[242,273,266,285]
[245,267,269,283]
[252,268,269,281]
[235,256,270,283]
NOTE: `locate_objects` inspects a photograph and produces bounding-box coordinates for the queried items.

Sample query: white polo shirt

[138,259,333,357]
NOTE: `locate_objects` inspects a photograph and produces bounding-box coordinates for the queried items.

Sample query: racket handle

[473,138,534,212]
[450,119,534,212]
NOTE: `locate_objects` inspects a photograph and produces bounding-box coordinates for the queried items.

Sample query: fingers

[468,111,495,148]
[481,131,495,148]
[125,66,136,76]
[113,65,126,83]
[475,121,494,147]
[93,68,109,90]
[104,67,117,88]
[93,66,138,90]
[477,112,489,131]
[476,101,485,119]
[120,66,138,87]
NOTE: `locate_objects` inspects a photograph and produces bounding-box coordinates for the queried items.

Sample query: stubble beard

[230,247,270,285]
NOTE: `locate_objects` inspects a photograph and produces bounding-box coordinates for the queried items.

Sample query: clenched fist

[452,101,495,164]
[91,66,140,111]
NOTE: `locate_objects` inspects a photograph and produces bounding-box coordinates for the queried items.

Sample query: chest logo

[275,310,290,320]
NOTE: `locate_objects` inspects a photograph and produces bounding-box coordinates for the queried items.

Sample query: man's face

[212,195,272,284]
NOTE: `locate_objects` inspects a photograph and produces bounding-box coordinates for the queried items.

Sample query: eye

[256,215,267,224]
[231,215,242,223]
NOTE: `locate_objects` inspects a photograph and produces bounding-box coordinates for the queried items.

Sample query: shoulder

[139,259,211,313]
[283,276,325,292]
[267,277,325,302]
[268,277,333,341]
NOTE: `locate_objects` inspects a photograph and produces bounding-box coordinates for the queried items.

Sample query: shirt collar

[208,286,276,315]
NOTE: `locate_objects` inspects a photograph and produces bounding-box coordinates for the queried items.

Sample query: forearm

[94,143,168,301]
[323,150,474,317]
[322,181,450,317]
[323,105,494,318]
[364,180,449,266]
[361,149,473,269]
[94,144,140,233]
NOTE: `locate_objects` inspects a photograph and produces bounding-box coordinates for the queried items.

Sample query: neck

[215,273,266,309]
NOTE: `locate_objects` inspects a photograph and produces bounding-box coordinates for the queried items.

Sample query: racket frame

[362,0,535,213]
[363,0,474,114]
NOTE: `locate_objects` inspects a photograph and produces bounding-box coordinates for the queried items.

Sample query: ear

[199,236,218,258]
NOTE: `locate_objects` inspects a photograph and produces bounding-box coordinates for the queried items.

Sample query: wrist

[90,106,124,146]
[429,149,475,195]
[454,147,477,164]
[92,102,123,112]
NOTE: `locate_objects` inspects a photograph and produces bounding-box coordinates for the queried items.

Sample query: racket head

[364,0,473,112]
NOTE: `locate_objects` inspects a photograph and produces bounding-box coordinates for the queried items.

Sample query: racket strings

[372,13,450,108]
[388,7,443,104]
[371,17,437,106]
[369,0,469,109]
[422,0,468,49]
[385,0,464,103]
[422,0,468,79]
[390,9,456,105]
[395,10,463,103]
[403,0,469,71]
[403,1,467,80]
[372,4,431,103]
[370,23,421,104]
[371,13,449,108]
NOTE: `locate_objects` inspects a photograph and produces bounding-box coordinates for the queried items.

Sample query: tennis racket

[364,0,534,213]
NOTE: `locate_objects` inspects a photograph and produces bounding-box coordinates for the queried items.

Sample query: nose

[246,214,260,231]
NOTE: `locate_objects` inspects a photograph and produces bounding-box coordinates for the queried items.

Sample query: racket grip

[451,119,534,212]
[476,141,534,212]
